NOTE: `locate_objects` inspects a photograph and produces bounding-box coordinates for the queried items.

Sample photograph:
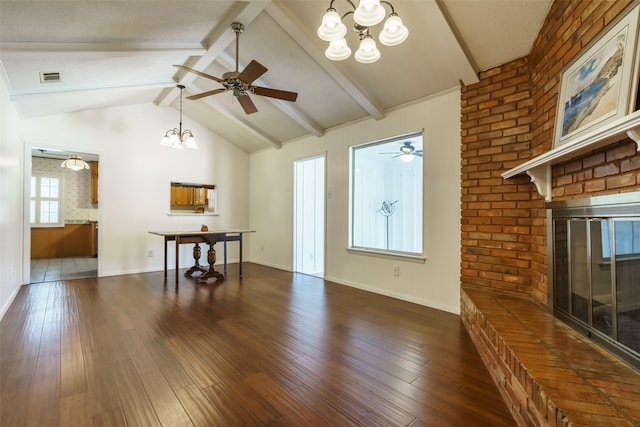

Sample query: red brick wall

[461,0,640,306]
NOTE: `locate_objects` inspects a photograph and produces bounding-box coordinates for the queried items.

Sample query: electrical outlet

[148,249,154,257]
[393,265,399,276]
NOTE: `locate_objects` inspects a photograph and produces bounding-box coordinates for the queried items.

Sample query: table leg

[198,242,224,283]
[175,236,180,286]
[163,237,168,278]
[185,243,208,278]
[239,234,243,277]
[224,241,228,274]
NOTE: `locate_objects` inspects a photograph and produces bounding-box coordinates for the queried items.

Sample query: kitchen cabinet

[169,182,215,213]
[31,223,96,259]
[193,187,208,205]
[170,184,210,207]
[171,186,194,206]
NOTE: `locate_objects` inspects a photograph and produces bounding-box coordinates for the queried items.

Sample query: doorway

[26,146,100,283]
[293,155,325,277]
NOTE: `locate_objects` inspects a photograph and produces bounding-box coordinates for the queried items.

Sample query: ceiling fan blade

[253,86,298,102]
[237,94,258,114]
[173,65,224,83]
[186,88,226,100]
[238,60,267,85]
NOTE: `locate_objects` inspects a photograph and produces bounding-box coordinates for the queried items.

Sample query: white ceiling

[1,0,552,154]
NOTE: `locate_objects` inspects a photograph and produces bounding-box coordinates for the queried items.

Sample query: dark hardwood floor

[1,263,514,426]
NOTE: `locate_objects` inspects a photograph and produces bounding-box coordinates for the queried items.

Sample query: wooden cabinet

[170,185,208,206]
[171,186,194,206]
[91,161,99,204]
[31,223,96,259]
[193,187,208,205]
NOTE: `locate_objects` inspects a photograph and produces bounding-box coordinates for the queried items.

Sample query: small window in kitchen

[31,173,64,227]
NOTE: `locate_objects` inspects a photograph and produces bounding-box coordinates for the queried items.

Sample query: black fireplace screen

[551,193,640,367]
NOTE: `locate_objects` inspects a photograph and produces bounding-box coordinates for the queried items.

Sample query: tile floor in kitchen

[30,256,97,283]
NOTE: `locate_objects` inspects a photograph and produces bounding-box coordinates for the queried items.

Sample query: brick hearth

[461,288,640,427]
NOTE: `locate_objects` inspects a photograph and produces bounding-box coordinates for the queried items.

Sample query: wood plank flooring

[1,263,514,426]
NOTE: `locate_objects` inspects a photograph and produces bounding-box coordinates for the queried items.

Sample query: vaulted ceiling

[0,0,552,153]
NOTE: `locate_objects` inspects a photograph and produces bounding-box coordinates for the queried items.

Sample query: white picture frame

[553,3,640,148]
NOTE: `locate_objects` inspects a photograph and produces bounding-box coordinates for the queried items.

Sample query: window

[31,173,63,227]
[349,131,423,256]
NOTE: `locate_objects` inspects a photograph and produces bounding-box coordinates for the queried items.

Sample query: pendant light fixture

[161,85,197,150]
[61,155,90,171]
[318,0,408,63]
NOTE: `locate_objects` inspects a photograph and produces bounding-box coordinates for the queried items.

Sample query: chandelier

[161,85,198,150]
[60,155,89,171]
[317,0,408,63]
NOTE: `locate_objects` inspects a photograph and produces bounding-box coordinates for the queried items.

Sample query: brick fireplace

[460,0,640,425]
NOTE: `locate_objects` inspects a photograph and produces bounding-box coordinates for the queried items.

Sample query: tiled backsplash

[32,157,98,222]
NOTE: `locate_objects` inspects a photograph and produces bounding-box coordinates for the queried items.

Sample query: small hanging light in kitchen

[61,155,90,171]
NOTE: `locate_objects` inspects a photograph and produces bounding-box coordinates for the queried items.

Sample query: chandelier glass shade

[354,35,380,63]
[317,9,347,41]
[317,0,408,63]
[61,155,90,171]
[353,0,386,27]
[325,37,352,61]
[161,85,198,150]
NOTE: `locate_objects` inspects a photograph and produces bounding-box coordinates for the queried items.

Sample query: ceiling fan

[381,141,423,159]
[174,22,298,115]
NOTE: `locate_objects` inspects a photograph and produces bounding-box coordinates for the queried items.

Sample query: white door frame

[22,142,102,284]
[293,153,326,276]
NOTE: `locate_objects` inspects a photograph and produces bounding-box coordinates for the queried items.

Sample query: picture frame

[553,3,640,149]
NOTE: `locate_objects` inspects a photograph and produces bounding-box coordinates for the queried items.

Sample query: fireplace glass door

[553,202,640,366]
[613,219,640,354]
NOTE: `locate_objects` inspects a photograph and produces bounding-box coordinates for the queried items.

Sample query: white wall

[0,77,24,318]
[0,93,250,318]
[249,88,462,313]
[22,104,250,278]
[1,85,461,319]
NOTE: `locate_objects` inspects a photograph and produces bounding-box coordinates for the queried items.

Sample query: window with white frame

[349,131,423,255]
[31,173,63,227]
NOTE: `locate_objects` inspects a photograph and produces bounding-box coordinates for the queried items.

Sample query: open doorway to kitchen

[26,147,99,283]
[293,155,325,277]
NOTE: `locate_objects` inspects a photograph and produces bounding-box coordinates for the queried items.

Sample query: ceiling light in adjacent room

[61,155,90,171]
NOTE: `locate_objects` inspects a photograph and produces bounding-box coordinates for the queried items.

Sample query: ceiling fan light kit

[400,153,415,162]
[318,0,408,63]
[173,23,298,115]
[161,85,198,150]
[380,141,423,162]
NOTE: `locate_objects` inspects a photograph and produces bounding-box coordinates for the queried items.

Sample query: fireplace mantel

[502,109,640,201]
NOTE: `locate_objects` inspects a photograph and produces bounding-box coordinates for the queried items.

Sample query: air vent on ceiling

[39,72,61,83]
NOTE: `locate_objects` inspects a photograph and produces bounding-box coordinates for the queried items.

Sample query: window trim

[348,130,424,257]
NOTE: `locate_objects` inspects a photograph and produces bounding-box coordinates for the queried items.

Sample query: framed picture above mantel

[553,3,640,149]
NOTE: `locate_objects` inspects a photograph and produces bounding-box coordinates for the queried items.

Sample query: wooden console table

[149,229,254,286]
